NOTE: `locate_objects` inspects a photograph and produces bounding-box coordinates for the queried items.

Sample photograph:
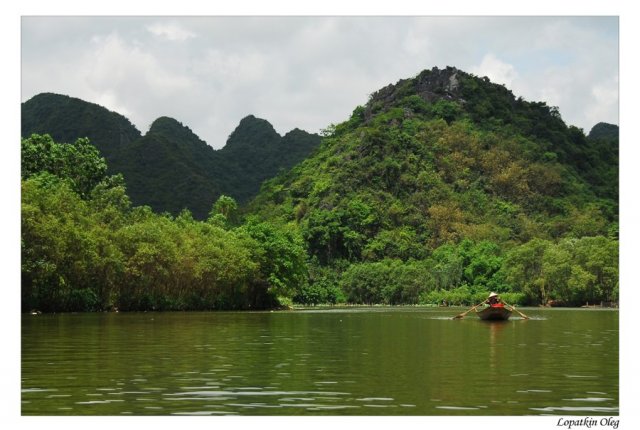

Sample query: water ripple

[565,374,598,379]
[22,388,57,393]
[21,309,618,415]
[517,389,552,393]
[436,405,480,411]
[356,397,394,401]
[165,390,350,398]
[530,406,619,413]
[76,400,124,405]
[563,397,615,402]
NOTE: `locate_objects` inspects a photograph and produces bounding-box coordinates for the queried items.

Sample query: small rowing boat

[452,292,529,320]
[476,303,512,321]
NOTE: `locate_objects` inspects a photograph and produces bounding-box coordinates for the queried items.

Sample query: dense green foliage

[220,117,324,203]
[21,134,308,312]
[500,236,618,306]
[111,115,322,218]
[249,67,618,307]
[22,95,321,219]
[21,67,618,311]
[21,93,141,162]
[22,133,108,197]
[588,122,619,140]
[109,117,225,218]
[583,122,619,202]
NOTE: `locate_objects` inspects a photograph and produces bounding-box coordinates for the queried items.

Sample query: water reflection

[22,308,618,415]
[486,320,508,374]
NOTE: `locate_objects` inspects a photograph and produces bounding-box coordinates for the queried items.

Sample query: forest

[21,67,619,312]
[21,134,308,312]
[22,94,322,219]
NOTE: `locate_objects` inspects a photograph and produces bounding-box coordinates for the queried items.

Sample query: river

[21,307,618,416]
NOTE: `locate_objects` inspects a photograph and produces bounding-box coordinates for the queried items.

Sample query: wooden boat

[476,303,512,321]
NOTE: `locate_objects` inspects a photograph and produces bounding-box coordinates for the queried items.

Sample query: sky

[21,16,619,149]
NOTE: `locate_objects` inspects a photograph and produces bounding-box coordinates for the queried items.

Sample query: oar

[504,302,530,319]
[452,302,484,319]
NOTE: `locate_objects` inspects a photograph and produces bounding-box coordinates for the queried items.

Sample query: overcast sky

[21,16,618,149]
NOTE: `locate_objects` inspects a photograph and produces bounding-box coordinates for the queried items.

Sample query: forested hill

[588,122,619,140]
[250,66,618,306]
[361,67,618,204]
[108,116,225,218]
[585,122,619,202]
[21,93,141,162]
[218,115,324,204]
[21,93,322,218]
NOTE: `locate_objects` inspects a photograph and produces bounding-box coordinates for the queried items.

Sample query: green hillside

[588,122,619,140]
[108,117,225,218]
[249,66,618,306]
[584,122,619,202]
[21,93,141,163]
[21,94,321,219]
[218,115,323,204]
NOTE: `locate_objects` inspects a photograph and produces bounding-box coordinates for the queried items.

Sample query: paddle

[452,302,484,319]
[504,302,530,319]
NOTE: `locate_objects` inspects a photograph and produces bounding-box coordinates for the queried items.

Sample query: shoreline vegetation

[21,68,618,314]
[26,303,619,315]
[20,135,617,313]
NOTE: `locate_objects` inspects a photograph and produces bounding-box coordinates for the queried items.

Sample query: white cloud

[146,22,195,41]
[21,17,618,148]
[87,33,191,93]
[193,49,267,84]
[586,75,619,128]
[68,32,192,133]
[470,53,518,88]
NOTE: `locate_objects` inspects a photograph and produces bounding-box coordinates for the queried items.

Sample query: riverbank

[25,301,620,315]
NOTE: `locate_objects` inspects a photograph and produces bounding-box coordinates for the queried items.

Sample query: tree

[541,242,573,303]
[458,240,504,290]
[22,173,122,312]
[239,218,309,306]
[572,236,619,303]
[22,134,107,197]
[500,239,551,304]
[209,195,239,226]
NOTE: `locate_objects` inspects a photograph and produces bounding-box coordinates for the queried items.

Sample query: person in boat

[485,292,503,307]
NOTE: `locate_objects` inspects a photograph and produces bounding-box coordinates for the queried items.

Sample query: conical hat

[488,292,499,298]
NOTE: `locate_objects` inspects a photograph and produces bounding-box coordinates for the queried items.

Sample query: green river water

[21,307,618,416]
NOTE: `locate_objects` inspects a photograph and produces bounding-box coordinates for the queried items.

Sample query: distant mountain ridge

[21,93,322,218]
[588,122,618,140]
[21,92,141,163]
